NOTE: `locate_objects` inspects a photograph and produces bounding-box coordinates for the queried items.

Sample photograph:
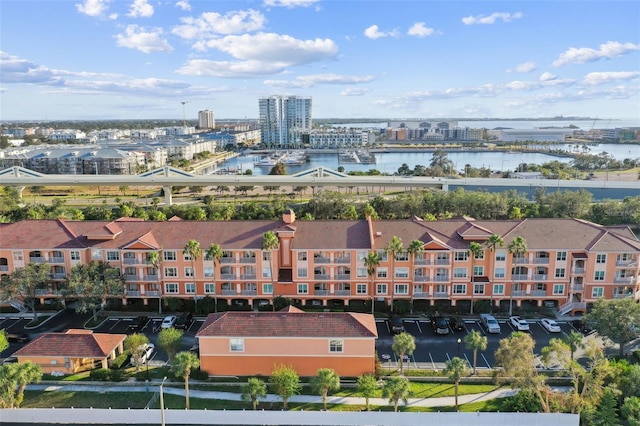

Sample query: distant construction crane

[181,101,188,128]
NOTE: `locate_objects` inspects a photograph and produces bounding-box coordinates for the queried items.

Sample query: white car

[509,316,530,331]
[130,343,155,366]
[541,318,561,333]
[161,315,177,329]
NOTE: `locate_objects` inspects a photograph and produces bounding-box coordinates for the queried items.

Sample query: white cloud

[553,41,640,66]
[364,25,399,40]
[76,0,111,17]
[172,10,265,39]
[264,73,375,88]
[407,22,436,37]
[539,72,556,81]
[115,26,173,53]
[462,12,523,25]
[582,71,640,86]
[127,0,154,18]
[341,87,371,96]
[176,59,285,78]
[508,61,537,73]
[0,51,61,84]
[263,0,319,7]
[175,0,191,11]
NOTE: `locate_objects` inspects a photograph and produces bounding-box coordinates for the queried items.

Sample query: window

[596,254,606,264]
[204,283,215,294]
[395,267,409,278]
[453,268,467,278]
[329,339,344,353]
[204,267,214,278]
[376,284,387,295]
[164,267,177,278]
[107,251,120,261]
[473,266,484,276]
[553,284,564,295]
[556,251,567,261]
[92,249,103,260]
[474,251,484,260]
[592,287,604,298]
[70,251,80,261]
[494,268,505,278]
[356,284,367,295]
[183,252,193,261]
[184,267,194,277]
[297,283,308,294]
[493,284,505,295]
[495,252,506,262]
[474,283,485,295]
[453,284,467,294]
[297,267,308,278]
[395,252,408,261]
[263,283,273,294]
[376,250,388,261]
[454,252,468,261]
[262,252,271,261]
[13,251,23,261]
[357,251,367,261]
[555,268,566,278]
[357,268,367,278]
[395,284,408,295]
[377,268,388,278]
[297,251,307,261]
[230,338,244,352]
[185,283,195,294]
[163,251,176,261]
[165,283,178,294]
[594,271,605,281]
[262,267,271,278]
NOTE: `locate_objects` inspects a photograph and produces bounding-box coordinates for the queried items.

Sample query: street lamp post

[160,376,167,426]
[457,338,461,357]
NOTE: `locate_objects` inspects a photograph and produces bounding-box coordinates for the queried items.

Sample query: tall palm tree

[146,251,163,314]
[484,234,504,314]
[172,351,200,410]
[241,377,267,410]
[406,239,424,313]
[392,332,416,375]
[385,236,404,313]
[205,243,223,313]
[364,251,380,315]
[13,361,42,407]
[444,357,469,411]
[183,239,201,306]
[467,242,483,315]
[261,231,279,311]
[464,329,488,375]
[311,368,341,410]
[507,236,528,316]
[382,376,411,412]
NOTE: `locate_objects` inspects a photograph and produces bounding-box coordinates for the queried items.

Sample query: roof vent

[375,231,382,237]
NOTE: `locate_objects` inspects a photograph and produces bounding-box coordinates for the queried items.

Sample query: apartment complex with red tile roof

[1,212,639,315]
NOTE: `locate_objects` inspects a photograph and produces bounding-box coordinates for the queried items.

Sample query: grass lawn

[21,391,153,409]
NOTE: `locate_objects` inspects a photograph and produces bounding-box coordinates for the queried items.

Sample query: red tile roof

[290,221,371,249]
[12,330,126,358]
[196,312,378,338]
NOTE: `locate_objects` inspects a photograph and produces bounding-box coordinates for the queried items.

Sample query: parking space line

[415,320,422,333]
[108,319,121,331]
[481,353,491,368]
[428,352,436,369]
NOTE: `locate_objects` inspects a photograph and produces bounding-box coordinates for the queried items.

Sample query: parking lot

[375,316,584,371]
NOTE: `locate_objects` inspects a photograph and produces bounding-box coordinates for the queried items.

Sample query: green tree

[157,327,184,364]
[146,251,163,314]
[467,241,483,314]
[183,239,201,296]
[484,234,504,313]
[385,236,404,313]
[592,388,620,426]
[364,251,380,314]
[0,362,42,408]
[205,243,223,313]
[362,202,379,220]
[241,377,267,410]
[356,374,379,411]
[66,261,125,322]
[12,361,42,407]
[124,333,150,371]
[562,330,585,361]
[311,368,340,410]
[269,162,287,175]
[464,330,488,375]
[382,376,410,412]
[507,236,528,316]
[172,351,200,409]
[0,330,8,352]
[444,356,469,411]
[621,396,640,426]
[262,231,279,311]
[586,298,640,357]
[392,332,416,375]
[0,262,51,320]
[270,364,301,410]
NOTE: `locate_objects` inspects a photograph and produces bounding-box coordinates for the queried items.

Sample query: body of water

[332,119,640,130]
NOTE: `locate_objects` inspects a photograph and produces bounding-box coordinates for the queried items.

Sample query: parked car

[480,314,501,334]
[161,315,177,329]
[175,312,193,330]
[6,333,30,343]
[430,316,450,335]
[128,316,148,331]
[509,316,530,331]
[541,318,561,333]
[129,343,155,366]
[449,316,465,332]
[570,319,594,334]
[390,316,405,334]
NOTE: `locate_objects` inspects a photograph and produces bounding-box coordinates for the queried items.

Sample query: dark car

[571,319,594,334]
[449,316,465,332]
[128,316,148,331]
[175,312,193,330]
[6,333,30,343]
[430,316,450,335]
[390,315,405,334]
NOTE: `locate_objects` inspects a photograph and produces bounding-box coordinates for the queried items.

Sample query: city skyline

[1,0,639,121]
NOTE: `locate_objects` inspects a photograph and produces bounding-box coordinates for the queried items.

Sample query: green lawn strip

[21,390,151,409]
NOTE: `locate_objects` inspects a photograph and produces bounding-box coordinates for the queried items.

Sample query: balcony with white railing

[220,273,236,280]
[434,259,450,265]
[414,275,431,282]
[240,274,257,280]
[146,291,161,297]
[433,291,448,298]
[50,273,66,280]
[220,289,237,296]
[241,289,258,296]
[614,276,634,284]
[334,257,351,264]
[613,292,633,299]
[512,274,528,281]
[314,290,330,296]
[0,266,8,272]
[143,274,158,281]
[533,257,550,264]
[220,257,235,264]
[512,257,528,265]
[29,256,46,263]
[572,283,583,291]
[512,290,526,297]
[335,273,351,280]
[415,258,431,265]
[125,275,139,282]
[126,290,141,297]
[413,292,430,298]
[314,257,331,264]
[533,274,548,281]
[314,274,330,280]
[616,259,637,267]
[240,257,256,264]
[335,290,351,296]
[123,258,139,265]
[530,290,547,297]
[48,257,65,264]
[571,267,585,274]
[434,275,449,282]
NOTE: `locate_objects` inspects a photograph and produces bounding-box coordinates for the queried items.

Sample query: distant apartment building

[49,130,87,141]
[87,129,130,140]
[198,110,216,130]
[308,129,376,148]
[496,129,574,142]
[259,96,312,148]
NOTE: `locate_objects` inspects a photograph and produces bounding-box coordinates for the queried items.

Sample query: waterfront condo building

[259,96,312,148]
[0,212,638,315]
[197,110,216,130]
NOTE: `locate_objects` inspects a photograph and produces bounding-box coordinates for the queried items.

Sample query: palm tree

[484,234,504,314]
[172,351,200,410]
[241,377,267,410]
[311,368,341,410]
[146,251,163,314]
[364,251,380,315]
[406,239,424,312]
[562,330,585,361]
[261,231,279,311]
[507,236,528,316]
[467,242,483,315]
[205,243,223,313]
[444,357,469,411]
[464,329,488,375]
[385,236,404,313]
[392,332,416,375]
[183,239,201,306]
[382,376,411,412]
[356,374,379,411]
[13,362,42,407]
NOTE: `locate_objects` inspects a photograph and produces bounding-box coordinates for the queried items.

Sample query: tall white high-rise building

[259,96,312,147]
[198,110,216,130]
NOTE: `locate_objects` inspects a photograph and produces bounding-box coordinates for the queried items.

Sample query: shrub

[110,351,130,370]
[109,369,127,382]
[90,368,111,381]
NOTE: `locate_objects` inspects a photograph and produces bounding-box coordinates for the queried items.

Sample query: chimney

[283,209,296,224]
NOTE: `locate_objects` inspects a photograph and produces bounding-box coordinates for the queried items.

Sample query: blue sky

[1,0,639,121]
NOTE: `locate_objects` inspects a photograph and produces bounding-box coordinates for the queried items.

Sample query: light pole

[457,338,461,357]
[160,376,167,426]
